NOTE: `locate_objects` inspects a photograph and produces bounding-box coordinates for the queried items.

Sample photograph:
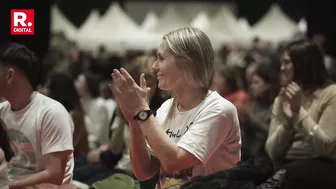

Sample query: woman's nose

[152,61,159,71]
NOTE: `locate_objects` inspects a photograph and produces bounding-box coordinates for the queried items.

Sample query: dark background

[1,0,335,59]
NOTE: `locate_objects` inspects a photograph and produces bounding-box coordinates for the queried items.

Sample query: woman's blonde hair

[162,28,214,126]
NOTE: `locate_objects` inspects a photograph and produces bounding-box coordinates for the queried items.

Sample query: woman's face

[74,74,87,97]
[152,40,185,91]
[250,74,269,99]
[280,51,294,87]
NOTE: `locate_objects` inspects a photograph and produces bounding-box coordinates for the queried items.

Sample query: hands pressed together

[109,68,151,121]
[279,81,302,128]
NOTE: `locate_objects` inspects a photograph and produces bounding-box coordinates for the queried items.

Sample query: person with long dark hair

[265,38,336,188]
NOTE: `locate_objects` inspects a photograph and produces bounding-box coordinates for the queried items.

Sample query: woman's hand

[109,68,150,121]
[279,82,302,128]
[285,82,302,114]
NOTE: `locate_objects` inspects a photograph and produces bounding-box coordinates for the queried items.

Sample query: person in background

[99,80,117,123]
[43,71,89,157]
[240,62,280,161]
[212,64,249,125]
[109,28,241,189]
[75,72,110,148]
[0,42,74,188]
[72,55,167,186]
[265,39,336,188]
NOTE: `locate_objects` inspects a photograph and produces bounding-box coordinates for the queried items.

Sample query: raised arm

[128,120,160,181]
[265,97,295,161]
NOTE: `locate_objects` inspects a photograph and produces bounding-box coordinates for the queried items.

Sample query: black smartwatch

[133,110,153,121]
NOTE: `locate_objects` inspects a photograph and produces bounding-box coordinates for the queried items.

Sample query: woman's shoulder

[158,98,174,110]
[316,83,336,100]
[322,83,336,92]
[203,91,237,114]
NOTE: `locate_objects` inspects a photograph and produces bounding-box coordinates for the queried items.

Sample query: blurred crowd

[0,28,335,189]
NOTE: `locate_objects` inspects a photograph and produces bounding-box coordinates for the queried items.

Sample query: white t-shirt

[110,117,131,171]
[153,91,241,189]
[81,97,109,147]
[0,92,74,184]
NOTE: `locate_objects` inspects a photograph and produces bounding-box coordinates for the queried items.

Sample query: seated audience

[75,72,110,148]
[109,28,241,189]
[43,71,89,157]
[0,42,74,187]
[212,65,249,124]
[73,55,167,186]
[265,39,336,187]
[241,62,280,160]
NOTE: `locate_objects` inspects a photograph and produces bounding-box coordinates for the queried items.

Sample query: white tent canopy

[298,18,307,34]
[51,4,77,40]
[98,3,139,32]
[141,11,159,31]
[76,2,157,51]
[190,11,210,30]
[208,5,239,37]
[152,5,189,35]
[76,10,100,41]
[189,10,229,50]
[202,5,237,48]
[236,18,254,45]
[252,4,298,43]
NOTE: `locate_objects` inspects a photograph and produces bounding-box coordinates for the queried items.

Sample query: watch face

[139,111,148,120]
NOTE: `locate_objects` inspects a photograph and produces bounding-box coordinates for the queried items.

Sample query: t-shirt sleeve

[40,104,74,155]
[177,105,240,164]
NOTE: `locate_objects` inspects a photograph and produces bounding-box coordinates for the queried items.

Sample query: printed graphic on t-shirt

[7,129,37,179]
[164,122,193,139]
[156,168,193,189]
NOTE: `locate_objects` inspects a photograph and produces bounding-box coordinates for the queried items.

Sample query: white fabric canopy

[252,4,298,43]
[298,18,307,34]
[190,11,210,30]
[76,10,100,42]
[76,2,157,51]
[51,4,77,40]
[141,11,159,31]
[202,5,237,48]
[209,5,238,37]
[189,10,230,50]
[208,5,254,46]
[236,18,254,46]
[152,5,189,35]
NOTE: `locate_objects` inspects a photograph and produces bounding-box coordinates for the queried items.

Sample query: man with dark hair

[0,42,74,188]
